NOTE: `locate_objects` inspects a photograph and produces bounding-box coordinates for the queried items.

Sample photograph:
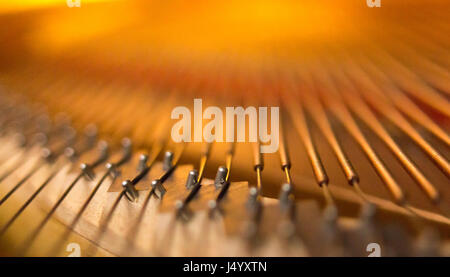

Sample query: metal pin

[243,187,263,240]
[137,154,148,173]
[106,137,133,180]
[247,187,262,223]
[119,138,133,165]
[209,179,230,215]
[279,183,293,212]
[175,182,201,219]
[83,124,98,146]
[64,146,76,161]
[246,187,260,211]
[151,179,166,199]
[80,163,95,181]
[244,141,264,239]
[163,151,174,171]
[185,169,199,190]
[41,147,54,162]
[208,199,218,211]
[176,143,212,216]
[122,180,139,202]
[277,184,296,239]
[106,163,120,179]
[214,166,228,189]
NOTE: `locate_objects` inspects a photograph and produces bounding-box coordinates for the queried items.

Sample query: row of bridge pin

[121,150,174,202]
